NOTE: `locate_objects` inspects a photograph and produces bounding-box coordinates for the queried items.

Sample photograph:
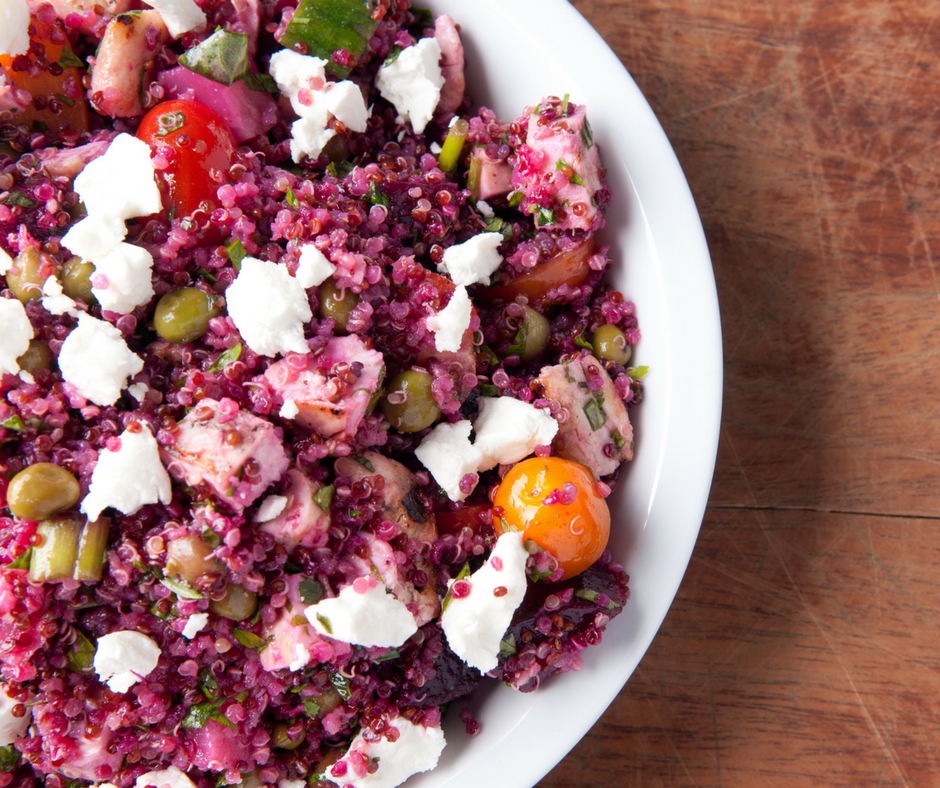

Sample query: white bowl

[408,1,723,786]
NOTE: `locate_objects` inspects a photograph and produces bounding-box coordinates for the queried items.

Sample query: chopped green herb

[316,613,333,635]
[327,160,356,178]
[302,698,321,717]
[367,182,389,208]
[480,345,499,368]
[58,41,84,68]
[583,398,607,431]
[195,267,219,284]
[508,191,524,208]
[499,633,517,659]
[0,744,20,772]
[479,383,498,397]
[560,93,570,117]
[240,72,278,93]
[199,668,220,699]
[313,483,335,512]
[0,415,26,433]
[181,698,236,730]
[575,587,621,610]
[66,630,96,674]
[291,615,308,627]
[298,577,325,605]
[354,456,375,473]
[226,239,246,269]
[534,206,556,227]
[574,333,593,350]
[483,216,513,242]
[54,93,76,108]
[508,323,528,356]
[612,430,626,450]
[329,672,351,699]
[278,0,381,79]
[285,186,300,209]
[159,575,204,599]
[179,29,273,92]
[627,365,649,380]
[555,158,584,186]
[2,191,36,209]
[8,548,30,570]
[375,648,400,662]
[207,342,243,373]
[581,115,594,148]
[231,628,266,649]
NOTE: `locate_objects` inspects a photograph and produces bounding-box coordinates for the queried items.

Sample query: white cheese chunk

[62,213,126,261]
[0,247,12,275]
[93,631,161,693]
[40,277,79,317]
[74,134,162,222]
[90,242,155,314]
[279,780,306,788]
[305,578,418,648]
[269,50,369,163]
[279,398,299,419]
[327,716,445,788]
[58,313,144,406]
[0,684,29,745]
[295,243,335,288]
[128,382,149,402]
[426,284,471,353]
[440,531,528,672]
[255,494,288,523]
[288,642,310,672]
[438,232,504,286]
[375,37,443,134]
[414,420,482,502]
[0,0,30,56]
[181,613,208,640]
[225,256,312,357]
[81,426,173,521]
[476,200,495,218]
[473,396,559,471]
[136,766,197,788]
[144,0,205,37]
[0,297,33,376]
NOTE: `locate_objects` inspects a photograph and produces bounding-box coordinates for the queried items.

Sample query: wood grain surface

[538,0,940,785]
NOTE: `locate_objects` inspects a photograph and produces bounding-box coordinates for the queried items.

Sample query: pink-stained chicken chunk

[531,353,633,478]
[257,467,331,551]
[263,336,384,441]
[433,14,465,120]
[160,398,289,510]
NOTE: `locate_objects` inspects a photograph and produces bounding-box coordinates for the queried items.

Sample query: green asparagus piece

[28,517,82,583]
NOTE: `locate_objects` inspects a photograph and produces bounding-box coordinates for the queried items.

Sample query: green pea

[154,287,220,344]
[517,306,551,361]
[7,463,81,521]
[61,257,97,304]
[210,583,258,621]
[6,248,49,303]
[380,370,441,433]
[592,323,632,365]
[17,339,54,373]
[272,721,306,750]
[317,278,359,332]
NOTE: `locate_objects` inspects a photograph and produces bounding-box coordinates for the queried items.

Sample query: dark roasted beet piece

[498,554,629,692]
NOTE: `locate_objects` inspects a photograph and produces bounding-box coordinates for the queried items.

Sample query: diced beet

[160,398,289,510]
[471,147,512,201]
[189,719,252,773]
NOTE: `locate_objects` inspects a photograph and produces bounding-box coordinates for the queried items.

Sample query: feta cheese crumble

[58,313,144,406]
[473,396,559,471]
[81,425,173,521]
[0,297,33,376]
[62,213,126,261]
[438,232,504,286]
[136,766,197,788]
[294,243,336,288]
[426,284,471,353]
[269,50,369,163]
[143,0,206,38]
[440,531,528,672]
[0,0,30,56]
[0,684,29,745]
[93,631,161,693]
[73,133,162,222]
[279,398,300,419]
[304,578,418,648]
[414,420,483,502]
[0,247,12,275]
[327,716,445,788]
[475,199,495,218]
[375,37,444,134]
[128,382,149,402]
[40,277,79,317]
[181,613,208,639]
[255,494,288,523]
[90,242,155,314]
[288,642,310,671]
[225,256,312,356]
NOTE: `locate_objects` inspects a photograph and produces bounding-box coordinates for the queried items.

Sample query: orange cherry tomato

[493,456,610,581]
[136,99,236,244]
[486,238,596,307]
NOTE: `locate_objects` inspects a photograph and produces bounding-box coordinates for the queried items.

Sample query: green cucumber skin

[279,0,380,78]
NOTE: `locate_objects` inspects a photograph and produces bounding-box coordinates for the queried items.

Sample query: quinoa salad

[0,0,643,785]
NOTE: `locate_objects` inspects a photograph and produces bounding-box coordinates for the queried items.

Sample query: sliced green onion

[28,517,83,583]
[74,516,109,583]
[438,118,469,173]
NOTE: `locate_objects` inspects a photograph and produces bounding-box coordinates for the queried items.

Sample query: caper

[7,463,81,521]
[517,306,550,361]
[592,323,632,365]
[210,583,258,621]
[61,257,97,304]
[317,278,359,332]
[6,248,50,303]
[165,533,223,584]
[17,339,54,373]
[380,370,441,432]
[272,721,306,750]
[154,287,220,344]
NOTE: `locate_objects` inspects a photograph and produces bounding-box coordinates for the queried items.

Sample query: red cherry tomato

[493,456,610,580]
[136,99,236,244]
[486,238,596,307]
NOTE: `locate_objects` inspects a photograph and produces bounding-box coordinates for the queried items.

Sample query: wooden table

[539,1,940,785]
